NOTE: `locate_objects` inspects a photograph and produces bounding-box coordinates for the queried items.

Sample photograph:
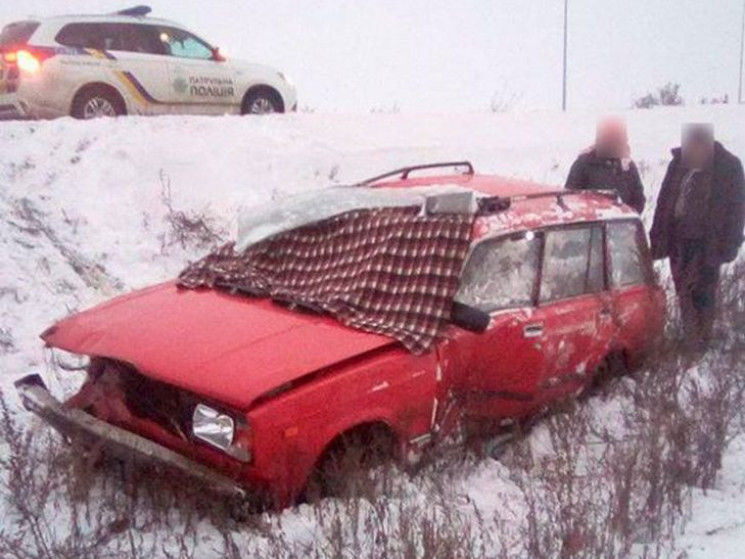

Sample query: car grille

[97,359,199,441]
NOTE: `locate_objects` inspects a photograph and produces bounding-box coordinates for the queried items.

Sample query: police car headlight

[192,404,234,451]
[278,71,294,86]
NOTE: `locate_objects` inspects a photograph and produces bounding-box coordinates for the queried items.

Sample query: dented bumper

[14,374,247,499]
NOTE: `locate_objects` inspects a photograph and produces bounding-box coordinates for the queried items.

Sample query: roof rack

[360,161,475,186]
[475,188,624,216]
[115,5,152,17]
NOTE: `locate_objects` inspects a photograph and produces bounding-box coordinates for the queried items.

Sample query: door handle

[523,323,544,338]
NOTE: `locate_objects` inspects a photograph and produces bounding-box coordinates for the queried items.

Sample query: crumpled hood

[43,282,394,409]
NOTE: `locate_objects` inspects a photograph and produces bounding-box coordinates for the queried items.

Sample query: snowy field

[0,105,744,557]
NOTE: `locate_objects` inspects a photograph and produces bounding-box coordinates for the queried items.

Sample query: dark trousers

[670,239,720,346]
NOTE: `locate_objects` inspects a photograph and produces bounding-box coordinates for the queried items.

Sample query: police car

[0,5,297,119]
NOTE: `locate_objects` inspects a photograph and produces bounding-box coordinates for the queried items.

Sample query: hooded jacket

[650,142,745,266]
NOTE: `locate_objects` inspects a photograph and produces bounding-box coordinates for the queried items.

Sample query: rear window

[540,225,605,303]
[0,21,40,47]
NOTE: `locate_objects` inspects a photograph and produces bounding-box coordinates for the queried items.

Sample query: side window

[56,23,105,50]
[540,226,604,303]
[107,24,167,55]
[56,23,166,55]
[607,221,651,288]
[158,27,214,60]
[456,233,541,312]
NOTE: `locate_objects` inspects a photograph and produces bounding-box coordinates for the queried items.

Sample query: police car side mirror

[212,48,227,62]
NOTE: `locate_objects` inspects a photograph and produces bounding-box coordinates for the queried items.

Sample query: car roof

[33,14,179,27]
[371,173,560,198]
[370,173,638,240]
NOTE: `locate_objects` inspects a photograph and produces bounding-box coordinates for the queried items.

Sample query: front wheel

[71,87,125,120]
[241,89,283,115]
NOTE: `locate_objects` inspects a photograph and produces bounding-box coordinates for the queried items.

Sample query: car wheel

[72,87,125,120]
[242,89,283,115]
[304,426,396,502]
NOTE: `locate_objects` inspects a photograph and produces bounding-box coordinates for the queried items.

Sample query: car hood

[43,282,395,409]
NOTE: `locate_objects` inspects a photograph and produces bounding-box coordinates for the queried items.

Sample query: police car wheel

[242,90,283,115]
[72,87,125,120]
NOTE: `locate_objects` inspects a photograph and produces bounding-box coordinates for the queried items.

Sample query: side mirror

[451,301,490,333]
[212,47,227,62]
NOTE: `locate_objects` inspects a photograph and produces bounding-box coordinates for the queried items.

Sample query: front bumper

[14,374,247,499]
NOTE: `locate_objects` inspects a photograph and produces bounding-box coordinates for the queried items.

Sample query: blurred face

[595,119,628,159]
[682,128,714,169]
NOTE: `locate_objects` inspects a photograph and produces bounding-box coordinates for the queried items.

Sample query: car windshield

[235,184,473,251]
[0,21,39,46]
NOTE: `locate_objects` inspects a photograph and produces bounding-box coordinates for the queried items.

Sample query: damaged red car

[15,161,665,509]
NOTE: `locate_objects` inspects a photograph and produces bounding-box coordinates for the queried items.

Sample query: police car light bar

[115,5,152,17]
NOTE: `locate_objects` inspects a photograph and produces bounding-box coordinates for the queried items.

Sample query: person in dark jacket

[650,123,745,348]
[565,117,646,213]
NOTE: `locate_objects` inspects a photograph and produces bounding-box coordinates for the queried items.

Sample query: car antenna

[115,5,152,17]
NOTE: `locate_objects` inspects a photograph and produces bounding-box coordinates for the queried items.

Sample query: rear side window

[540,225,604,303]
[456,233,541,312]
[56,23,166,55]
[0,21,39,46]
[607,221,651,287]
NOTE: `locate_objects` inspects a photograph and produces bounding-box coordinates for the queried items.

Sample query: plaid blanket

[178,207,474,353]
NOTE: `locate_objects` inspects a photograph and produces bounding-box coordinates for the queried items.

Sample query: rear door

[55,22,171,113]
[535,224,614,401]
[606,219,663,365]
[155,25,239,113]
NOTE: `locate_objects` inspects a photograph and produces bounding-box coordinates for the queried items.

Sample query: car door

[156,25,239,114]
[535,224,614,402]
[437,230,547,429]
[55,22,171,113]
[606,220,664,366]
[103,23,174,113]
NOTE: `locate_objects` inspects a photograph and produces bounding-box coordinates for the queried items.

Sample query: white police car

[0,5,297,119]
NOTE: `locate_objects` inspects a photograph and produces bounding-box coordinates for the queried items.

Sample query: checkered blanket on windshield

[178,207,474,353]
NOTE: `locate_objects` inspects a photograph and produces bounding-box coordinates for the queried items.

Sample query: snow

[1,105,744,557]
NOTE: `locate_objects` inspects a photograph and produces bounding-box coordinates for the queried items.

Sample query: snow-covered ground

[1,106,743,557]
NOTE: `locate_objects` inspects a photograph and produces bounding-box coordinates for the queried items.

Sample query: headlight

[192,403,234,451]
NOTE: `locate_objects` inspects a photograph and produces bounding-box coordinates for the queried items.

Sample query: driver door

[437,231,547,429]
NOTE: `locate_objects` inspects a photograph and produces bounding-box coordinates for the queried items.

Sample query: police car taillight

[4,48,53,74]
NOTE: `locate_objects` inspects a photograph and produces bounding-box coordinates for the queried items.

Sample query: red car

[15,162,665,509]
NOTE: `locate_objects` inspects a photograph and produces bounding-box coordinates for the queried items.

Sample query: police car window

[56,23,105,50]
[456,233,541,312]
[608,221,650,288]
[0,21,39,46]
[159,27,213,60]
[58,23,165,55]
[540,226,603,303]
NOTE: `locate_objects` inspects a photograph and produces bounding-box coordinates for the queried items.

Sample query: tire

[71,86,125,120]
[304,426,396,502]
[241,88,284,115]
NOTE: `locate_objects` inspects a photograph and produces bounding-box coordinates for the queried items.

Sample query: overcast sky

[2,0,744,112]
